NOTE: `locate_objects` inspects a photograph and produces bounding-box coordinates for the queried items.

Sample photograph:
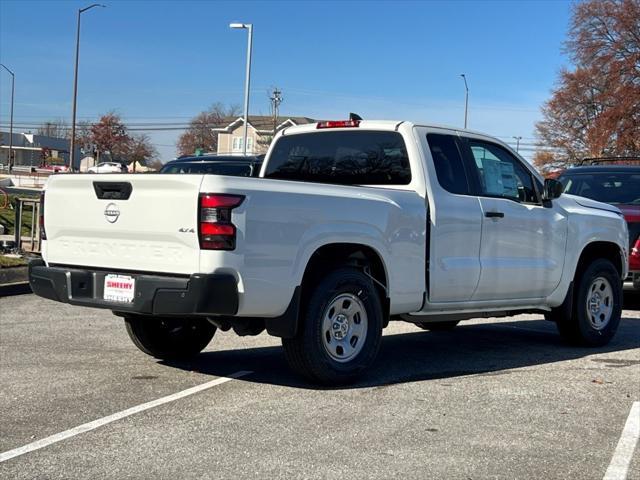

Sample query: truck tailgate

[43,174,203,275]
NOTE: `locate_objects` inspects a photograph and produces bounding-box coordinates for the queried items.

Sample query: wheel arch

[265,242,390,339]
[299,242,390,318]
[575,241,625,280]
[564,241,625,309]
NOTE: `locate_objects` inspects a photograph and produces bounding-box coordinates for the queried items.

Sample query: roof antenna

[349,112,362,121]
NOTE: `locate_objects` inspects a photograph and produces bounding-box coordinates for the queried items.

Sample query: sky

[0,0,574,162]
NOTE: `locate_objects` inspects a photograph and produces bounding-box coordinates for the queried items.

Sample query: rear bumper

[28,259,239,316]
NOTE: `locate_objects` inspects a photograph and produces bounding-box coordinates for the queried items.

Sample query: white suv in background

[87,162,127,174]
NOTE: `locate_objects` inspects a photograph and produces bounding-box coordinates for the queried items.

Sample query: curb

[0,266,28,285]
[0,282,31,297]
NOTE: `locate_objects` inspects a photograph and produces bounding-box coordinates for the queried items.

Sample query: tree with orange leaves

[535,0,640,168]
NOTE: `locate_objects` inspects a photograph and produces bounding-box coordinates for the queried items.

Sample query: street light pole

[230,23,253,156]
[513,136,522,152]
[0,64,14,172]
[70,3,105,171]
[460,74,469,129]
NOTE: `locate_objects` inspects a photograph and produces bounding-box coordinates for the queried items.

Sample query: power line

[2,123,549,141]
[0,123,202,131]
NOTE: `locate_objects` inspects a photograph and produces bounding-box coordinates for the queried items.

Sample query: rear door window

[264,131,411,185]
[426,133,470,195]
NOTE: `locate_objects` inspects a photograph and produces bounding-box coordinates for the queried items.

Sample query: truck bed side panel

[198,176,426,316]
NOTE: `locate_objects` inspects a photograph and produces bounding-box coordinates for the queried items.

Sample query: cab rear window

[264,131,411,185]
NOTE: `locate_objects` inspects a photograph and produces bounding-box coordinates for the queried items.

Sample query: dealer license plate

[103,274,135,303]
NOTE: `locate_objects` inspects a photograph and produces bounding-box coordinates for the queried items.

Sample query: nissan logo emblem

[104,203,120,223]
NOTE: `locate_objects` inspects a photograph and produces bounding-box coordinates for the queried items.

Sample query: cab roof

[281,119,500,139]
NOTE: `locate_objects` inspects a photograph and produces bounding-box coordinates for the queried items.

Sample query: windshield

[160,162,255,176]
[560,172,640,205]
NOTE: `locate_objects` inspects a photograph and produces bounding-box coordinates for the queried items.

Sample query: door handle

[485,211,505,218]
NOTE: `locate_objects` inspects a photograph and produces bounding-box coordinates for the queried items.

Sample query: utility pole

[269,87,283,134]
[1,64,15,172]
[513,136,522,152]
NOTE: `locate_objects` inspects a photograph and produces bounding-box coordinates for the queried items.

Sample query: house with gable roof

[212,116,315,155]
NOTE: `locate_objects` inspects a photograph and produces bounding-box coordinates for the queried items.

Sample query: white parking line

[603,401,640,480]
[0,370,252,463]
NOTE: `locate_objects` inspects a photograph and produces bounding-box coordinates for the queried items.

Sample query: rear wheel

[415,320,460,331]
[282,268,383,385]
[553,259,622,347]
[124,315,216,360]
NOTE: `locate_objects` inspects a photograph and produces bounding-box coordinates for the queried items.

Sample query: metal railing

[0,187,8,209]
[13,197,41,253]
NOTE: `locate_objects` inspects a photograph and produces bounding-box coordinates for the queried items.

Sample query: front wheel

[124,315,216,360]
[282,268,384,385]
[554,259,622,347]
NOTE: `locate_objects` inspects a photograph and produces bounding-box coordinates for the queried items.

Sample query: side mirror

[543,178,563,201]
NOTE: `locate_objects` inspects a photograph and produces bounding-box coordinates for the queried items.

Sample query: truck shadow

[162,316,640,390]
[624,290,640,310]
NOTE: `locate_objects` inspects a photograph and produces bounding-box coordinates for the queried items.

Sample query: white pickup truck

[30,120,629,384]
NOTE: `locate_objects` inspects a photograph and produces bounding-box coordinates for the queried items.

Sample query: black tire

[282,268,383,385]
[415,320,460,331]
[554,259,622,347]
[124,315,216,360]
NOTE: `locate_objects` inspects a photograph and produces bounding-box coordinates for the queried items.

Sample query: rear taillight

[39,190,46,240]
[199,194,244,250]
[630,237,640,270]
[316,120,360,129]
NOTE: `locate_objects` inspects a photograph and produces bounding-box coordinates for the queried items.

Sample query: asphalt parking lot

[1,292,639,480]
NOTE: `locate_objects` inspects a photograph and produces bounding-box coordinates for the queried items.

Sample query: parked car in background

[160,154,264,177]
[88,162,128,174]
[559,162,640,290]
[38,162,70,173]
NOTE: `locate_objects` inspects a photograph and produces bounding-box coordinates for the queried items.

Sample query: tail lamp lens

[199,194,244,250]
[39,190,46,240]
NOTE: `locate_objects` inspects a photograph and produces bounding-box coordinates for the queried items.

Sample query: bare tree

[37,119,69,138]
[145,158,164,171]
[177,103,241,156]
[127,133,157,172]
